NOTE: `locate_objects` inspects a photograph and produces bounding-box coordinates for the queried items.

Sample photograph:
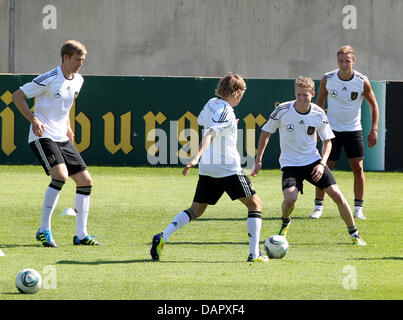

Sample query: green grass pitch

[0,165,402,300]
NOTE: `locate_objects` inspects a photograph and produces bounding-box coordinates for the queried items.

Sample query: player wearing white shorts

[151,73,269,262]
[253,76,365,246]
[12,40,100,247]
[310,45,379,220]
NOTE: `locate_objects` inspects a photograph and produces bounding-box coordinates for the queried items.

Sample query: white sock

[314,205,323,212]
[39,185,61,232]
[162,211,191,242]
[314,198,324,212]
[75,192,90,240]
[247,211,262,258]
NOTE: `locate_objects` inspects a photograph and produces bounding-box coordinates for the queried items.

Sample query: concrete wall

[1,0,402,80]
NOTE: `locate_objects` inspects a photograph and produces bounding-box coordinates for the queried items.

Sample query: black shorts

[281,160,337,194]
[30,138,87,176]
[328,130,364,161]
[193,173,257,205]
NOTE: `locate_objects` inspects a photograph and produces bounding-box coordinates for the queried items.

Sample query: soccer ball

[15,268,42,294]
[264,235,289,259]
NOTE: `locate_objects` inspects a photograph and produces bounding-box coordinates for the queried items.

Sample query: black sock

[281,217,291,225]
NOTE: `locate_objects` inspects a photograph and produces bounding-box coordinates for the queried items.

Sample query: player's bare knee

[50,170,68,183]
[283,191,297,206]
[326,187,345,205]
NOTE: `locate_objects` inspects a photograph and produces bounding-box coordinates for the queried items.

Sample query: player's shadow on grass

[0,244,41,248]
[56,259,231,265]
[167,241,250,245]
[196,216,307,222]
[353,257,403,261]
[56,259,151,265]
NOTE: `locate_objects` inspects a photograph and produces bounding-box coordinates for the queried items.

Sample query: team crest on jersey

[351,92,358,100]
[307,126,315,135]
[286,124,294,132]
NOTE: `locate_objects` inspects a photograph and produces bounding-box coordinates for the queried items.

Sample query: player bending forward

[151,73,269,262]
[12,40,100,247]
[252,76,365,246]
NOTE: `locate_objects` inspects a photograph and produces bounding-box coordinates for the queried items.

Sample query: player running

[253,76,366,246]
[12,40,100,247]
[151,73,268,262]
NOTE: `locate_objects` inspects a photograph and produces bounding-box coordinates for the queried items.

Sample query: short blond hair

[337,45,355,57]
[295,76,315,92]
[61,40,87,61]
[215,73,246,99]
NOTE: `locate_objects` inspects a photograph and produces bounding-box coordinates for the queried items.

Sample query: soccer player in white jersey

[151,73,269,262]
[253,76,365,245]
[12,40,100,247]
[309,45,379,220]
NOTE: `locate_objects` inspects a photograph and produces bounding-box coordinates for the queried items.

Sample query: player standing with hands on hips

[151,73,269,262]
[12,40,100,247]
[253,76,366,245]
[309,45,379,220]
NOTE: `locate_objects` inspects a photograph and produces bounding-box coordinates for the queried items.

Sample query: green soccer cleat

[36,229,57,248]
[73,235,101,246]
[278,220,291,239]
[247,252,269,263]
[150,233,165,261]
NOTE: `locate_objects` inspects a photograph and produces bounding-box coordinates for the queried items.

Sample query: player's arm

[12,88,45,137]
[66,117,75,143]
[182,128,216,176]
[315,76,328,109]
[311,139,332,183]
[252,130,271,176]
[363,79,379,148]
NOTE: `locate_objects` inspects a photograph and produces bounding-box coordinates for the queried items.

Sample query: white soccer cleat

[61,208,76,216]
[308,209,322,219]
[354,210,367,220]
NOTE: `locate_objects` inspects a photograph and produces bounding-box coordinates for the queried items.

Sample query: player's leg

[151,175,220,261]
[279,167,302,238]
[324,184,365,245]
[309,132,341,218]
[310,161,335,219]
[224,174,267,262]
[279,186,298,238]
[30,139,67,247]
[150,203,208,261]
[239,194,267,262]
[70,169,100,245]
[60,140,99,245]
[349,157,366,219]
[345,131,366,219]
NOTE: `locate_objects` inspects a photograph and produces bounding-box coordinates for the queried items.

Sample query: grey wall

[1,0,402,80]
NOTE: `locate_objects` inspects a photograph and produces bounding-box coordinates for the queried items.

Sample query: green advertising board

[0,75,385,171]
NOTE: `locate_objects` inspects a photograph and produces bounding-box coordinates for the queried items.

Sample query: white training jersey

[197,97,242,178]
[20,65,84,143]
[325,69,366,132]
[262,101,335,168]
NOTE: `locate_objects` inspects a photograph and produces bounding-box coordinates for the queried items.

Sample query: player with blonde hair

[309,45,379,219]
[151,73,269,262]
[12,40,100,247]
[253,76,366,245]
